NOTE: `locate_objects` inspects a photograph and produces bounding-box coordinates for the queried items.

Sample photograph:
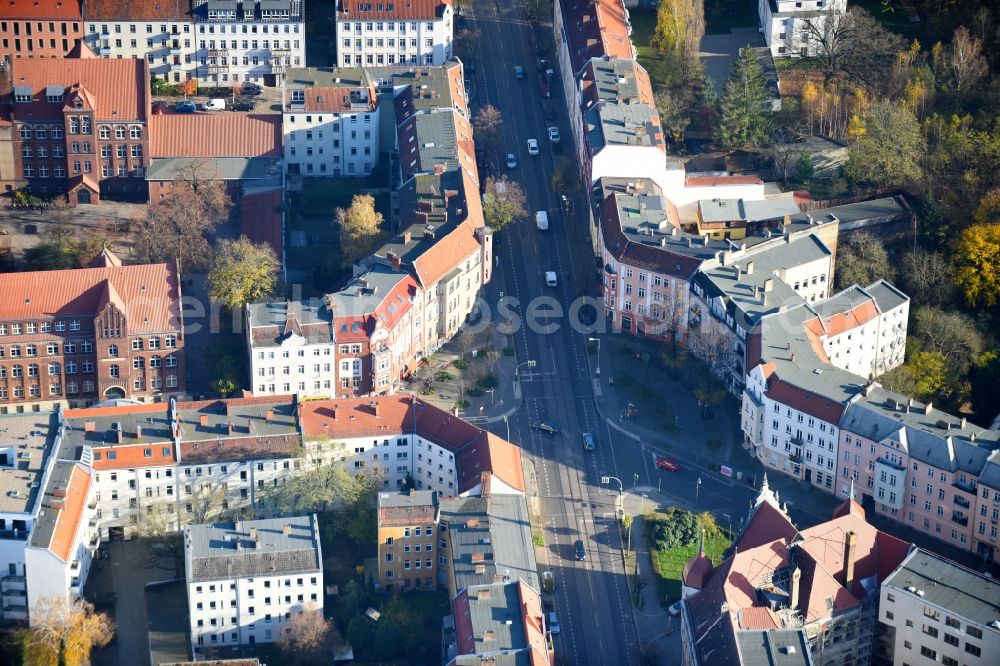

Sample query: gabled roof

[10,57,148,121]
[0,261,182,333]
[559,0,633,75]
[28,461,92,563]
[149,114,281,158]
[4,0,83,20]
[82,0,190,20]
[336,0,451,20]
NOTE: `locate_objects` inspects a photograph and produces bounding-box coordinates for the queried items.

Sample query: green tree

[336,194,385,269]
[379,596,420,653]
[208,236,279,310]
[653,88,691,139]
[954,223,1000,307]
[795,152,815,182]
[909,349,949,401]
[834,232,894,290]
[651,0,705,82]
[717,46,773,151]
[911,306,984,375]
[346,616,375,660]
[844,99,924,189]
[208,338,243,397]
[483,176,527,232]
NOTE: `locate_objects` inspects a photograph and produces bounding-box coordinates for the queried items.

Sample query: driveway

[699,27,778,100]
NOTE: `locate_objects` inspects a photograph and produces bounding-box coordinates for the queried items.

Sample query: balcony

[207,63,230,73]
[99,47,112,56]
[0,529,28,541]
[953,479,976,493]
[789,452,803,464]
[169,47,182,55]
[789,436,804,447]
[951,511,968,527]
[207,49,228,58]
[876,456,906,472]
[954,495,971,509]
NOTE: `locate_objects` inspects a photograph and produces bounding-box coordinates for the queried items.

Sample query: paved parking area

[699,27,777,97]
[147,581,190,666]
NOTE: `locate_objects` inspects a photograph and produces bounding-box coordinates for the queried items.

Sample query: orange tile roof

[337,0,451,20]
[517,580,551,666]
[810,300,880,337]
[179,434,301,465]
[286,86,377,113]
[149,114,281,158]
[10,57,148,121]
[737,605,781,630]
[63,401,164,420]
[455,433,525,493]
[82,0,190,20]
[685,175,764,187]
[559,0,633,73]
[0,262,182,333]
[49,463,91,563]
[2,0,82,19]
[92,441,176,470]
[412,218,480,288]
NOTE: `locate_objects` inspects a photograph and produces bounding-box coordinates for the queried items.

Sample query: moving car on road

[514,65,525,79]
[506,153,517,169]
[581,432,596,451]
[574,539,586,561]
[527,139,540,156]
[547,612,560,635]
[545,271,558,287]
[531,420,561,434]
[655,455,680,472]
[548,126,561,143]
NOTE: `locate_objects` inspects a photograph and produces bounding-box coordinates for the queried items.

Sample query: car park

[581,432,596,451]
[547,612,560,635]
[232,100,256,112]
[531,421,561,434]
[514,65,524,79]
[574,540,586,561]
[655,455,680,472]
[506,153,517,169]
[527,139,540,156]
[175,101,197,113]
[548,127,561,143]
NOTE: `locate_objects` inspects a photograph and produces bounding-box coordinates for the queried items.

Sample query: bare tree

[474,105,503,154]
[945,26,989,97]
[791,7,904,84]
[278,602,338,664]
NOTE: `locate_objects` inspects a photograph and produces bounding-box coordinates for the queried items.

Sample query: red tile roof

[10,57,148,121]
[149,114,281,158]
[92,442,176,470]
[240,190,284,262]
[559,0,633,74]
[0,261,182,333]
[735,500,797,552]
[2,0,82,20]
[412,218,481,288]
[82,0,190,20]
[337,0,451,20]
[49,464,91,563]
[600,194,701,280]
[179,434,302,465]
[766,375,847,425]
[806,299,880,338]
[286,86,377,113]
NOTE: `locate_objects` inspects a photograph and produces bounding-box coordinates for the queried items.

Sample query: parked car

[581,432,596,451]
[506,153,517,169]
[202,98,227,111]
[531,420,561,434]
[547,612,560,635]
[527,139,540,156]
[152,100,170,114]
[240,82,263,95]
[544,271,558,287]
[175,100,197,113]
[574,539,586,561]
[669,600,683,616]
[232,100,256,112]
[548,126,561,143]
[655,455,680,472]
[514,65,525,79]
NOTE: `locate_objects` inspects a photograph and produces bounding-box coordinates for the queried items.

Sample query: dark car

[240,82,263,95]
[531,421,561,435]
[175,100,197,113]
[574,540,586,561]
[581,432,596,451]
[232,100,256,111]
[577,304,597,327]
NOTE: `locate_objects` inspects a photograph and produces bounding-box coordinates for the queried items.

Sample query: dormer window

[14,86,32,103]
[46,86,64,103]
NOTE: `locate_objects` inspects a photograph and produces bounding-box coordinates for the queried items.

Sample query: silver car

[547,611,560,635]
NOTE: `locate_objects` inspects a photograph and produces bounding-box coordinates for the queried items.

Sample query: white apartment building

[283,82,380,177]
[758,0,848,58]
[184,515,322,653]
[335,0,454,67]
[83,1,198,84]
[245,302,337,398]
[192,0,305,86]
[879,548,1000,666]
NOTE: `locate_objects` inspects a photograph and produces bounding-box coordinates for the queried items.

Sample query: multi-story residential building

[376,489,439,591]
[184,514,322,653]
[191,0,304,86]
[82,0,197,84]
[976,452,1000,564]
[335,0,454,67]
[246,301,338,399]
[680,478,911,666]
[282,71,380,177]
[449,580,553,666]
[147,112,282,201]
[878,548,1000,666]
[0,410,100,626]
[0,250,185,412]
[0,0,84,61]
[758,0,847,59]
[7,54,152,203]
[299,396,524,496]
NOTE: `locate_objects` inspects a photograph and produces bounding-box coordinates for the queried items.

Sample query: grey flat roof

[285,62,460,112]
[698,197,799,224]
[787,197,909,229]
[326,263,413,319]
[185,515,321,583]
[586,102,663,151]
[147,157,281,183]
[246,299,334,348]
[735,628,814,666]
[863,280,908,313]
[62,405,174,450]
[176,399,298,443]
[440,495,538,592]
[456,581,534,665]
[27,459,80,552]
[0,411,57,515]
[585,56,646,105]
[883,548,1000,627]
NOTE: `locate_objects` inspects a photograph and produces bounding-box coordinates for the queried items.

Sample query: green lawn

[648,518,731,604]
[629,10,673,91]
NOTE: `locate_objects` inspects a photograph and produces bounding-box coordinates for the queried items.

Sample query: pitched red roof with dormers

[10,57,148,121]
[3,0,82,20]
[337,0,451,20]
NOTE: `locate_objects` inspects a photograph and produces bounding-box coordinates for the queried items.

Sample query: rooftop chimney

[371,400,379,416]
[387,251,402,269]
[763,278,774,293]
[331,405,338,420]
[116,429,123,444]
[84,421,96,432]
[746,261,754,275]
[960,416,967,429]
[135,425,142,440]
[923,402,933,415]
[790,565,801,611]
[199,413,209,426]
[282,524,291,535]
[843,530,857,591]
[402,231,412,244]
[265,409,274,423]
[227,419,235,436]
[734,266,742,281]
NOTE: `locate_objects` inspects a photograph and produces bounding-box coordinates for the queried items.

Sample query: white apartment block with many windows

[879,548,999,666]
[283,83,380,177]
[758,0,848,58]
[245,302,337,398]
[335,0,454,67]
[83,6,197,84]
[184,515,323,653]
[192,0,305,85]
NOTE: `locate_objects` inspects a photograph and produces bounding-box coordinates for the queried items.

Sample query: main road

[465,1,646,663]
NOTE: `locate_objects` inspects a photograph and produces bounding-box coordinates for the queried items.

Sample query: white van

[535,210,549,231]
[545,271,558,287]
[202,98,226,111]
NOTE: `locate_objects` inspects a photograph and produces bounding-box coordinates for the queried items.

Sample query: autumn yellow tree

[24,596,114,666]
[336,194,385,269]
[953,223,1000,307]
[180,77,197,98]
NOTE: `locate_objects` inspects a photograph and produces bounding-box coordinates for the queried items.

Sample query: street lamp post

[486,387,495,405]
[515,359,537,379]
[696,477,702,501]
[601,475,624,518]
[588,337,601,376]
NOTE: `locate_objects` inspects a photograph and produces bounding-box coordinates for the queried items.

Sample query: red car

[655,455,680,472]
